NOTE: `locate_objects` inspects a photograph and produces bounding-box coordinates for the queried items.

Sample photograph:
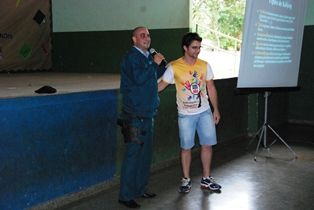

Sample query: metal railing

[195,24,242,51]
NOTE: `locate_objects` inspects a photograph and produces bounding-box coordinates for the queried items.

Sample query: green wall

[305,0,314,26]
[288,25,314,123]
[52,28,188,73]
[51,0,189,73]
[215,79,248,139]
[51,0,189,32]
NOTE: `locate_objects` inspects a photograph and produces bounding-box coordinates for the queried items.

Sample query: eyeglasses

[139,33,150,39]
[190,46,202,50]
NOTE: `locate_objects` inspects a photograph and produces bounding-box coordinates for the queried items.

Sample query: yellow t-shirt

[162,57,214,115]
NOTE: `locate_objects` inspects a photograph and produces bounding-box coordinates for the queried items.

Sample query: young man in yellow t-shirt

[158,32,221,193]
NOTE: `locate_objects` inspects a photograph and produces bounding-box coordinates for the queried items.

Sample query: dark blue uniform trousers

[119,117,154,201]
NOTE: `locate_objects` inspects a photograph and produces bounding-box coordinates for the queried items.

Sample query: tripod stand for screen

[249,91,297,161]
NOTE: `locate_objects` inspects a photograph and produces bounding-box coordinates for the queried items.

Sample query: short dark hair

[181,32,202,53]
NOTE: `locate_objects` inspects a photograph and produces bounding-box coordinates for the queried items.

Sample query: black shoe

[118,199,140,208]
[141,192,156,198]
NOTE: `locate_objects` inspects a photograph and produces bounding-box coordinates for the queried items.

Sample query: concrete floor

[49,123,314,210]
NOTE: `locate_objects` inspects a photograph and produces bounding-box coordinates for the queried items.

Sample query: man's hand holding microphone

[149,48,168,68]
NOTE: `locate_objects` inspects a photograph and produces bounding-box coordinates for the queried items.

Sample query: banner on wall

[0,0,52,72]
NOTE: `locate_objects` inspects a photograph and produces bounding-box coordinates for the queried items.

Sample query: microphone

[149,48,167,67]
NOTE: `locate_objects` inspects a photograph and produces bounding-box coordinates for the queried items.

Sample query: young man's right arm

[157,63,174,92]
[158,80,169,92]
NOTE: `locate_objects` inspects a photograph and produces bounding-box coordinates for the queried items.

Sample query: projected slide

[237,0,307,88]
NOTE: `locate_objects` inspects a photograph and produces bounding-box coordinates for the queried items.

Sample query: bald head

[132,26,147,37]
[132,26,151,51]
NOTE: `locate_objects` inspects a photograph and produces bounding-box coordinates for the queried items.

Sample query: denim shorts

[178,109,217,149]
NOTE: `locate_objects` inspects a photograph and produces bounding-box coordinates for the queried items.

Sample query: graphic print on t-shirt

[181,70,205,109]
[168,57,211,114]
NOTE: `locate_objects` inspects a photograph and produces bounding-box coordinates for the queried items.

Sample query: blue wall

[0,90,117,210]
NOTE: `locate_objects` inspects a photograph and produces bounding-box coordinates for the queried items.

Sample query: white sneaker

[179,177,192,193]
[200,177,221,191]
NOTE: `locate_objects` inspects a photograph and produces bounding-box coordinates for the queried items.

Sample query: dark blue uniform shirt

[120,47,165,118]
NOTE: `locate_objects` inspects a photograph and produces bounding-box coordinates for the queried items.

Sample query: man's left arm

[156,66,166,79]
[206,80,221,124]
[152,52,167,79]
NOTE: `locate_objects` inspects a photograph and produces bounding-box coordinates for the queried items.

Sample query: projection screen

[237,0,308,88]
